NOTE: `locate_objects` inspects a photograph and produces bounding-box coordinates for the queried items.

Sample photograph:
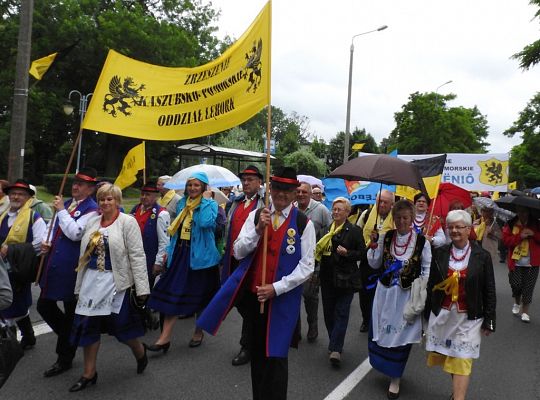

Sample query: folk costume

[158,175,181,219]
[71,212,150,347]
[130,183,170,288]
[198,168,316,400]
[425,241,496,376]
[0,180,46,348]
[413,211,446,248]
[148,172,221,318]
[222,166,264,365]
[367,229,431,378]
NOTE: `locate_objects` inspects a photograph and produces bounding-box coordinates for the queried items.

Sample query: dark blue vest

[39,197,98,301]
[130,202,164,273]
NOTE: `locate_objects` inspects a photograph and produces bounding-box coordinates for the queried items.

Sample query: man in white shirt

[198,167,316,400]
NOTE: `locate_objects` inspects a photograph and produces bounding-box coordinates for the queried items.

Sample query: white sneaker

[521,313,530,323]
[512,304,520,315]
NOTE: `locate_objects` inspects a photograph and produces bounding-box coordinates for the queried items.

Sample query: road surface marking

[323,357,372,400]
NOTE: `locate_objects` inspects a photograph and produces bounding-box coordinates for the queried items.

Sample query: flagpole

[35,129,82,284]
[260,0,272,314]
[142,141,146,185]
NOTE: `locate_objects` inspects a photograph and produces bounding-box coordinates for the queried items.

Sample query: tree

[387,91,489,154]
[512,0,540,70]
[504,92,540,187]
[283,149,327,177]
[325,128,379,172]
[0,0,223,180]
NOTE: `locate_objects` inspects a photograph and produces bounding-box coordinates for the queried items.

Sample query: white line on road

[16,321,52,340]
[323,358,372,400]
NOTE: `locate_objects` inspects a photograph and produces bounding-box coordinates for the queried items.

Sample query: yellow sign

[82,2,271,141]
[477,158,509,187]
[114,142,146,189]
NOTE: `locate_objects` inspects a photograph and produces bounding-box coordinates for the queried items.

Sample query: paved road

[2,259,539,399]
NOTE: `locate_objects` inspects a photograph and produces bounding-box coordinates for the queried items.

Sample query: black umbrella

[495,195,540,216]
[329,154,428,195]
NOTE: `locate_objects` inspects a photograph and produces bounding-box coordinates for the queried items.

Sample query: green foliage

[504,91,540,187]
[283,149,327,177]
[325,128,379,172]
[214,126,266,175]
[512,0,540,70]
[0,0,222,182]
[387,92,488,154]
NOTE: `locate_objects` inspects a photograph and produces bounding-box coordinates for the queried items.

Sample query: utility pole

[8,0,34,182]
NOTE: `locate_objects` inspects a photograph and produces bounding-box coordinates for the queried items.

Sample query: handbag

[0,322,23,388]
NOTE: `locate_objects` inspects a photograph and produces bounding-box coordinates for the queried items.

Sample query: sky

[208,0,539,154]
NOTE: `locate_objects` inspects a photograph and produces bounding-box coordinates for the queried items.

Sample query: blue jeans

[321,283,354,353]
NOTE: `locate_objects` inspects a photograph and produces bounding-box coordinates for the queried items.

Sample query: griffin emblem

[477,158,509,186]
[102,76,145,117]
[244,39,263,93]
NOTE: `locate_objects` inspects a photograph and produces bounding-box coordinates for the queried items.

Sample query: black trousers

[37,298,77,365]
[359,287,375,324]
[238,292,288,400]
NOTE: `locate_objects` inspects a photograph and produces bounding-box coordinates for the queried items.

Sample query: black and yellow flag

[396,154,447,200]
[29,41,80,80]
[82,1,271,141]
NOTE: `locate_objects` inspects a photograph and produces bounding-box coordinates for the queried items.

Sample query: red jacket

[502,220,540,270]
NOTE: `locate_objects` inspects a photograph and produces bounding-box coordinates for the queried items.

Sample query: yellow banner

[82,2,271,141]
[396,175,442,200]
[114,142,146,189]
[29,52,58,80]
[508,181,517,190]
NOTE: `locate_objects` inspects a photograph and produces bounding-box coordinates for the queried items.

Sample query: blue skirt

[148,241,220,317]
[71,289,144,347]
[0,280,31,319]
[368,321,412,378]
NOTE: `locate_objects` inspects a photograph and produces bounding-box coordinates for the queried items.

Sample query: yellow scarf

[475,220,486,242]
[159,189,176,207]
[168,195,202,237]
[433,270,460,302]
[347,209,361,225]
[0,199,34,245]
[77,231,105,272]
[511,223,529,261]
[362,206,394,245]
[315,221,344,262]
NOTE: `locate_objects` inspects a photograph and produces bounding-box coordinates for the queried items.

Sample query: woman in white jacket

[69,184,150,392]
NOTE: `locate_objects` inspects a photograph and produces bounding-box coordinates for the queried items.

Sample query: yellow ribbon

[315,221,344,262]
[167,195,202,237]
[511,223,529,261]
[77,230,104,272]
[433,270,460,302]
[475,220,486,242]
[0,198,34,245]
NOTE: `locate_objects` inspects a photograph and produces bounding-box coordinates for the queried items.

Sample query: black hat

[141,182,160,193]
[239,165,263,180]
[74,167,98,184]
[3,179,35,196]
[270,167,300,190]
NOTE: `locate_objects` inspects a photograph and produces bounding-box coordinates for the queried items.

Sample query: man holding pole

[38,167,98,377]
[198,167,316,400]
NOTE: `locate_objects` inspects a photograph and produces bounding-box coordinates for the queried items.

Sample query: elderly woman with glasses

[425,209,496,400]
[366,199,432,399]
[316,197,365,367]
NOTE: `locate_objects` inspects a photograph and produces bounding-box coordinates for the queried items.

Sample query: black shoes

[69,373,98,392]
[144,342,170,354]
[188,333,204,348]
[20,335,36,350]
[136,347,148,374]
[307,324,318,343]
[44,361,72,378]
[232,348,250,366]
[359,321,369,333]
[387,390,400,399]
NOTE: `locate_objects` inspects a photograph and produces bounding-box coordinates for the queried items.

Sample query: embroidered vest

[380,230,425,289]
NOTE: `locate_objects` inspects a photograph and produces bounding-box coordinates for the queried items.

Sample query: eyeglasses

[312,191,322,195]
[448,225,469,231]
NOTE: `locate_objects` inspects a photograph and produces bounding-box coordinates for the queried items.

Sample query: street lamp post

[343,25,388,163]
[434,80,452,107]
[63,90,92,173]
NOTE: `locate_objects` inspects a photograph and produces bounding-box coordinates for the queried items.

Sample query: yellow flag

[352,142,365,151]
[82,2,271,141]
[508,181,517,190]
[396,154,447,200]
[114,142,146,190]
[29,52,58,80]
